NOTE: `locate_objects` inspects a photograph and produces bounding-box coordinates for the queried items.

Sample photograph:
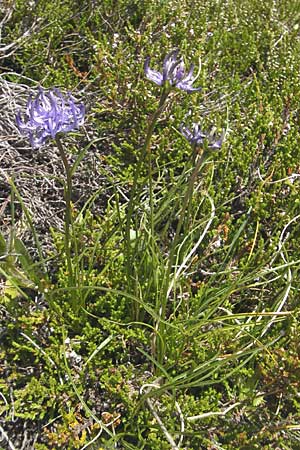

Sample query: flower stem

[125,89,170,320]
[156,148,208,364]
[55,136,74,288]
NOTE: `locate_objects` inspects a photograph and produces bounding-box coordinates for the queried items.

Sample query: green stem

[55,136,74,287]
[174,150,207,241]
[156,148,208,364]
[125,89,170,320]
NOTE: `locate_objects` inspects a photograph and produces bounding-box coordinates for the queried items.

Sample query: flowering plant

[180,122,225,150]
[16,87,85,148]
[144,49,201,93]
[16,86,85,308]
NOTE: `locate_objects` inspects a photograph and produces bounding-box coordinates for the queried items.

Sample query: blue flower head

[180,122,225,150]
[144,49,201,93]
[16,87,85,148]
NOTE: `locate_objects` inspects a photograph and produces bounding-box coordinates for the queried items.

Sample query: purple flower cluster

[144,49,201,93]
[180,123,225,150]
[16,87,85,148]
[144,49,224,150]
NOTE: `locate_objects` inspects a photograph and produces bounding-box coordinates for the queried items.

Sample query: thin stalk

[9,183,15,255]
[125,88,170,320]
[168,149,208,282]
[55,136,74,288]
[148,138,155,241]
[155,148,209,364]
